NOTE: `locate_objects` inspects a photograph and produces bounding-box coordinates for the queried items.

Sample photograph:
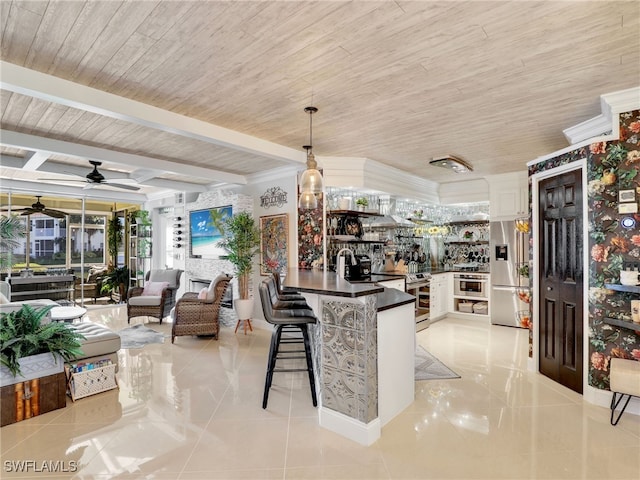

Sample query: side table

[50,306,87,323]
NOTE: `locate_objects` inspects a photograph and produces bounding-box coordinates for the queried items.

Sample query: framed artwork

[189,205,232,258]
[260,214,288,275]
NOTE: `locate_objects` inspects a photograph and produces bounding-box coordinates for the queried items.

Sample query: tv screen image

[189,205,232,258]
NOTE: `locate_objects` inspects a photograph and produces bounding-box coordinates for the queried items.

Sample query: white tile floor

[2,306,639,479]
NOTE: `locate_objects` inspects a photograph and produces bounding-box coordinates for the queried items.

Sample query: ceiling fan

[1,196,67,218]
[39,161,140,191]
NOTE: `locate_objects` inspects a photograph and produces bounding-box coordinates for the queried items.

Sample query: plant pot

[357,205,365,212]
[234,298,253,321]
[0,352,64,387]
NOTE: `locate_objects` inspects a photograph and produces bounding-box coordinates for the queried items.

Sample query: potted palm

[1,304,85,386]
[217,212,261,323]
[101,266,130,302]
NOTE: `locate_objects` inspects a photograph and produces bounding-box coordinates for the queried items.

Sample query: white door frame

[529,160,589,395]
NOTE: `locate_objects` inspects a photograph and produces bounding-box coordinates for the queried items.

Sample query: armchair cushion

[128,295,163,306]
[197,288,208,300]
[147,269,181,288]
[142,281,170,296]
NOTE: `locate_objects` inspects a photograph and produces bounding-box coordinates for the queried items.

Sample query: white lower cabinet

[429,273,449,320]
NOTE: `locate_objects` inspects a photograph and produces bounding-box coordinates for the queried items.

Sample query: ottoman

[610,358,640,425]
[68,321,121,371]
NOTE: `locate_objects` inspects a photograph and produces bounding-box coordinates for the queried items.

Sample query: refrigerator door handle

[492,286,517,292]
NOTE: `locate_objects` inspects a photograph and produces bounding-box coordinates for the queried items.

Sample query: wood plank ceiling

[1,0,639,201]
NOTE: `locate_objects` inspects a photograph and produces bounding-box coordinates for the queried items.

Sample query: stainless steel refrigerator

[490,220,530,327]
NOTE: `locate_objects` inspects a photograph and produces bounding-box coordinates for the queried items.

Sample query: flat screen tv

[189,205,232,259]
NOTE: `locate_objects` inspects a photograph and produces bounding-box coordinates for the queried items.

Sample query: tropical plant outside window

[3,213,107,273]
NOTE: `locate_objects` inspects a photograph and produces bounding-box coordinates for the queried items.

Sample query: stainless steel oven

[453,273,488,298]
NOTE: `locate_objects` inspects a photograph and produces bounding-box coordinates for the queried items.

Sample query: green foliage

[217,212,260,299]
[101,266,130,296]
[128,209,151,226]
[0,305,85,377]
[106,215,123,266]
[0,215,26,270]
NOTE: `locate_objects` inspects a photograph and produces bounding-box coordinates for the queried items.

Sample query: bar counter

[283,269,415,445]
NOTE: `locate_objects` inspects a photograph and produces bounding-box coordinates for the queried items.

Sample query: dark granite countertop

[347,274,406,284]
[376,287,416,312]
[283,269,384,298]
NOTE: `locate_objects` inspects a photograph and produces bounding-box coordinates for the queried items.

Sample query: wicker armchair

[171,275,231,343]
[127,269,183,324]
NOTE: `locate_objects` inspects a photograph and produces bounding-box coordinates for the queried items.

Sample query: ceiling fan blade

[19,209,39,216]
[42,209,67,218]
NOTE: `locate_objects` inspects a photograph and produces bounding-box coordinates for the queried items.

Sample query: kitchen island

[283,269,416,445]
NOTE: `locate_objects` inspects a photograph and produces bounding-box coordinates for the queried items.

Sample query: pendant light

[298,106,324,210]
[298,190,318,210]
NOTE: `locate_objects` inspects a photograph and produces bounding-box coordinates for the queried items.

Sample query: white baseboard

[319,408,381,446]
[584,385,640,417]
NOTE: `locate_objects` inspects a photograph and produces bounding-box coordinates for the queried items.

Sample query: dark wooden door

[538,170,583,393]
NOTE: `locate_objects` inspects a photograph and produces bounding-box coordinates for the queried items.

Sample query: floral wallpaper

[529,110,640,391]
[298,193,324,269]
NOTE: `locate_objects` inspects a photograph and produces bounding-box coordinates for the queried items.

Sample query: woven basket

[67,364,118,401]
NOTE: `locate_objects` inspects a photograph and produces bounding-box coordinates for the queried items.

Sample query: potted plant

[129,209,151,226]
[217,212,261,322]
[1,304,85,386]
[356,197,368,212]
[101,266,130,302]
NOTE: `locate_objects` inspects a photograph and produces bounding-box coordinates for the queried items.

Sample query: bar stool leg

[263,324,284,409]
[301,324,317,407]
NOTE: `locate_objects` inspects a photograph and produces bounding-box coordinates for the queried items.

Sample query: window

[9,212,107,272]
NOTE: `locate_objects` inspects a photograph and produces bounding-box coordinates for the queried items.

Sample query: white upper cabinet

[487,172,529,220]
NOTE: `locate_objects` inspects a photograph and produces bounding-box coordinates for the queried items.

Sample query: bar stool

[265,275,310,310]
[259,278,318,409]
[272,272,305,299]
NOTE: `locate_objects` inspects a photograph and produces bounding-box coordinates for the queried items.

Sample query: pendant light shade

[299,148,323,194]
[298,106,323,210]
[298,190,318,210]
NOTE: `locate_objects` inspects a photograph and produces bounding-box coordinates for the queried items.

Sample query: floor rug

[117,324,166,349]
[415,346,460,381]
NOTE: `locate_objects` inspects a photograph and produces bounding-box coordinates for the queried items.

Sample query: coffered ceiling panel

[0,0,638,199]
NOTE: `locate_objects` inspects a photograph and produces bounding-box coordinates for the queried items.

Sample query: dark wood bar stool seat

[259,278,317,409]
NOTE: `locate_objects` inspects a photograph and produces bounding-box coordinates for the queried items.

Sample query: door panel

[538,170,583,393]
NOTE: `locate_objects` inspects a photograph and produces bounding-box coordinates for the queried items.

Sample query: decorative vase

[234,298,253,320]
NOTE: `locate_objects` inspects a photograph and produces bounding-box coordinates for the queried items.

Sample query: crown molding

[562,86,640,144]
[320,156,439,203]
[245,166,300,185]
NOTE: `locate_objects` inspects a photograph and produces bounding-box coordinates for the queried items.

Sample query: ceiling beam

[22,151,49,170]
[0,178,146,203]
[0,61,306,166]
[0,130,247,185]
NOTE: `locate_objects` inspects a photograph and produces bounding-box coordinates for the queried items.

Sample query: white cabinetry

[429,273,449,321]
[377,278,405,291]
[488,172,528,220]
